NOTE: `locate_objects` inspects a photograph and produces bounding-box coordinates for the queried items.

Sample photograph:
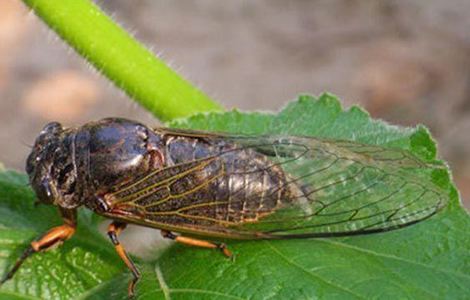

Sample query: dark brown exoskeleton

[1,118,449,297]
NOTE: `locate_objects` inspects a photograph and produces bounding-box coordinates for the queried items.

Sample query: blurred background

[1,0,469,214]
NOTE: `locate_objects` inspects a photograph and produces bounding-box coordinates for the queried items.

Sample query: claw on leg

[107,222,140,298]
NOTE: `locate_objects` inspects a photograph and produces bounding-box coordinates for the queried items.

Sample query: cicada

[1,118,448,297]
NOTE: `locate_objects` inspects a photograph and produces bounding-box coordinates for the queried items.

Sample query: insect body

[1,118,449,297]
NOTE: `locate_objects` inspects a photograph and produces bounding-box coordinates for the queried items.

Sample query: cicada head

[26,122,78,208]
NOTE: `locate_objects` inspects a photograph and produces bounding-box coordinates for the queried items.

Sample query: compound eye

[41,122,63,135]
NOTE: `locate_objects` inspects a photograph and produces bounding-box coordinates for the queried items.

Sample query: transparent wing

[225,135,448,237]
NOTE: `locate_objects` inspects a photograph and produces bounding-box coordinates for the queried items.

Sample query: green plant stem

[22,0,223,122]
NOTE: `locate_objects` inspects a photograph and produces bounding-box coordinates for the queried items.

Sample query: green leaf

[1,94,469,299]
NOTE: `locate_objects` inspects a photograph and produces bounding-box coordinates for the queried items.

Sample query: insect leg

[107,221,140,298]
[160,230,233,258]
[0,208,76,285]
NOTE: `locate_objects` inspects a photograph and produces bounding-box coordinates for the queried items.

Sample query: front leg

[0,208,76,285]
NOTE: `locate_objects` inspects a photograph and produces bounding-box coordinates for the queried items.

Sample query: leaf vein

[317,239,470,280]
[265,241,365,299]
[155,264,171,300]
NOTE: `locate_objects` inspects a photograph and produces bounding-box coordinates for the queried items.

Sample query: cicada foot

[0,247,35,285]
[160,230,234,259]
[1,222,76,286]
[217,243,234,259]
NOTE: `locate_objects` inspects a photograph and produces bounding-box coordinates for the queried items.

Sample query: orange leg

[1,209,76,285]
[107,222,140,298]
[160,230,233,258]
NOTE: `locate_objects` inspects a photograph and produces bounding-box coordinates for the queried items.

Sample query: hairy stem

[22,0,223,121]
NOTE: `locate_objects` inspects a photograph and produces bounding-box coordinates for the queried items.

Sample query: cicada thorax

[70,118,166,211]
